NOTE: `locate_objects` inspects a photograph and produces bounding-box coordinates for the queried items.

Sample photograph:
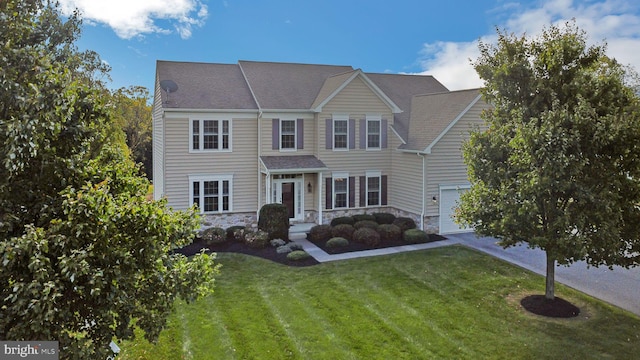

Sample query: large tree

[458,22,640,300]
[0,1,218,358]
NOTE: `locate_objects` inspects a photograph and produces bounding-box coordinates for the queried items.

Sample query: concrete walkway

[290,228,640,316]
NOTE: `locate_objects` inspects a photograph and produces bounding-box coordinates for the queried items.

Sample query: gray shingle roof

[365,73,449,142]
[260,155,328,173]
[238,60,353,109]
[402,88,482,152]
[156,61,257,109]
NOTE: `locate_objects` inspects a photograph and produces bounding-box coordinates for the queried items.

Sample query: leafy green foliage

[352,214,376,222]
[353,227,381,246]
[0,1,218,358]
[378,224,402,242]
[331,224,355,240]
[458,21,640,298]
[200,227,227,245]
[326,237,349,248]
[373,212,396,225]
[226,225,245,241]
[243,228,270,249]
[286,250,311,261]
[330,216,355,226]
[308,224,332,243]
[403,229,431,244]
[258,203,290,241]
[393,217,417,232]
[354,220,379,231]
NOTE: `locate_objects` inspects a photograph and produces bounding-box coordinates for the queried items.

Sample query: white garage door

[439,186,472,234]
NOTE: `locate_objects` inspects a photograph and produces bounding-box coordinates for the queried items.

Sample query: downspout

[257,111,263,221]
[418,153,426,231]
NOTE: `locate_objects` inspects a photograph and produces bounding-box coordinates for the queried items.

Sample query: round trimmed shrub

[244,228,270,248]
[353,213,376,222]
[276,244,293,254]
[258,203,290,241]
[377,224,402,242]
[353,227,381,246]
[200,227,227,245]
[332,224,355,240]
[403,229,430,244]
[326,237,349,248]
[226,225,245,241]
[287,250,311,261]
[354,220,379,231]
[308,224,332,243]
[270,238,286,247]
[331,216,355,226]
[373,212,396,225]
[393,217,417,232]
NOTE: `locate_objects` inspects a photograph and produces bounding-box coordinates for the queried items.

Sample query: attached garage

[439,185,472,234]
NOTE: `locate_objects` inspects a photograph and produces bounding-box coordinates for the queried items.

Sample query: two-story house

[153,60,489,234]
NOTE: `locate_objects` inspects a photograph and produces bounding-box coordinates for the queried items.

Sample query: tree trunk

[545,251,555,300]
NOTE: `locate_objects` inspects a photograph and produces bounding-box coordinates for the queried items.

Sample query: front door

[273,177,303,221]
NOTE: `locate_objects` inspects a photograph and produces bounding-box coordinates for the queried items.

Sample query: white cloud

[58,0,208,39]
[416,0,640,90]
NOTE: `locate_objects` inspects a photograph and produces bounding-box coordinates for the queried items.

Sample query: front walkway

[289,228,640,316]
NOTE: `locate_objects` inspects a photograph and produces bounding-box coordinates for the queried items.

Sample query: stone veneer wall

[200,212,257,230]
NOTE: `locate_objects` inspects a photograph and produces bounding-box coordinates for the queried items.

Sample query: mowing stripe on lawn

[256,284,307,358]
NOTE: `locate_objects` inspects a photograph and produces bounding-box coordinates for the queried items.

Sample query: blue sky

[61,0,640,93]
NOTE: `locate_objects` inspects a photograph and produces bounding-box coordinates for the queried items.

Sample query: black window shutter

[325,177,332,209]
[325,119,332,149]
[381,175,388,205]
[359,119,366,149]
[349,176,355,208]
[359,176,366,207]
[272,119,279,150]
[297,118,304,149]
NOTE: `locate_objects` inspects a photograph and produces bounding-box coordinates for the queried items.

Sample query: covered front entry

[272,175,303,221]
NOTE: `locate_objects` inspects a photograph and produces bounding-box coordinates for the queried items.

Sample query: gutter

[418,153,426,231]
[257,111,263,221]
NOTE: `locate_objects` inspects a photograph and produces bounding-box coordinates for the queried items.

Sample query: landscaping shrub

[331,216,355,226]
[393,217,417,232]
[244,228,270,248]
[270,238,286,247]
[258,203,290,241]
[377,224,402,243]
[232,227,247,242]
[326,237,349,248]
[226,225,245,241]
[332,224,355,240]
[288,242,303,251]
[354,220,379,231]
[353,214,376,222]
[276,244,293,254]
[200,227,227,245]
[353,227,381,246]
[308,224,332,243]
[287,250,311,261]
[403,228,430,244]
[373,212,396,225]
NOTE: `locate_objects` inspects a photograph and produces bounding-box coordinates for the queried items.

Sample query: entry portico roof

[260,155,328,174]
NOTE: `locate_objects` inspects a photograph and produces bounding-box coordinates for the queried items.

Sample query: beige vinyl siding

[260,116,315,155]
[164,115,258,212]
[152,78,165,199]
[321,77,392,114]
[424,101,488,216]
[390,149,424,215]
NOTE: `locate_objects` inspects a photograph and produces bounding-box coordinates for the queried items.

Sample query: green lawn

[119,246,640,359]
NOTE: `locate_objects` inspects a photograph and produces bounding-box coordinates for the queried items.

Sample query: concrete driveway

[447,232,640,317]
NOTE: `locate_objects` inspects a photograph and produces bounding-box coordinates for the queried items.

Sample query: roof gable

[403,89,482,153]
[311,69,402,113]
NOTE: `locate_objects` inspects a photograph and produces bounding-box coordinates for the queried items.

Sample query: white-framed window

[190,119,230,152]
[189,175,233,213]
[280,119,296,150]
[333,115,348,150]
[366,115,381,149]
[366,171,381,206]
[333,172,349,209]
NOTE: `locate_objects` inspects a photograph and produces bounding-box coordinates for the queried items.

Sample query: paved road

[447,232,640,316]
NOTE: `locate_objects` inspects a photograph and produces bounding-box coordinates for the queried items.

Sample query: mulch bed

[174,234,447,267]
[520,295,581,318]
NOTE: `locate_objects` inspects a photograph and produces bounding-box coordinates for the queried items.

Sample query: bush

[331,216,355,226]
[377,224,402,242]
[232,227,247,242]
[288,242,303,251]
[373,212,396,225]
[226,225,245,241]
[403,229,430,244]
[244,228,270,248]
[354,220,379,231]
[353,227,381,246]
[258,203,290,241]
[353,214,376,222]
[332,224,355,240]
[287,250,311,261]
[393,217,417,232]
[276,244,293,254]
[270,238,286,247]
[200,227,227,245]
[326,237,349,248]
[308,224,332,243]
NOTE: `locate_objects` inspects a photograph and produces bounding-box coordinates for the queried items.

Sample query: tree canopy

[0,1,218,358]
[458,22,640,299]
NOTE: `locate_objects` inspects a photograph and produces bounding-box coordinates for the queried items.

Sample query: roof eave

[423,94,482,153]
